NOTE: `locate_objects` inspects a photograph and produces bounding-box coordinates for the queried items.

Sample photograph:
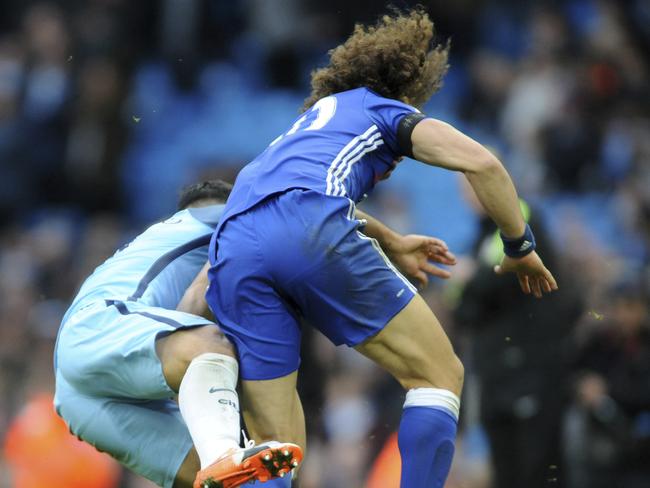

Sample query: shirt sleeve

[362,89,421,157]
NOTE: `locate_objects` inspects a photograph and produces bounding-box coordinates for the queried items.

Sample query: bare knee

[157,325,235,392]
[402,353,464,397]
[356,294,465,398]
[446,354,465,393]
[169,325,235,362]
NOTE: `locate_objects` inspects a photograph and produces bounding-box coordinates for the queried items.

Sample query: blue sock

[248,477,291,487]
[398,388,460,488]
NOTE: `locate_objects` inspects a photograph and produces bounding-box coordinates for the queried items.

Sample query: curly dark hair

[177,179,233,209]
[303,7,449,111]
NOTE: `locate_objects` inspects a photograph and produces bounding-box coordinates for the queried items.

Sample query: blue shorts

[54,299,214,488]
[207,189,416,381]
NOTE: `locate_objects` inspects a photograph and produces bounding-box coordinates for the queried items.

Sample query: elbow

[465,154,501,176]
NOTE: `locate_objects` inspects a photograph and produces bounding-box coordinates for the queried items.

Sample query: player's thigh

[240,372,306,449]
[156,323,235,392]
[207,211,302,382]
[355,294,464,396]
[57,300,215,399]
[54,373,194,488]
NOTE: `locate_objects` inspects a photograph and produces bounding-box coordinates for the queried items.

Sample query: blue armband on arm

[500,224,536,258]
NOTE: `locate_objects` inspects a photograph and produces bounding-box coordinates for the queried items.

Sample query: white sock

[178,353,241,469]
[403,387,461,421]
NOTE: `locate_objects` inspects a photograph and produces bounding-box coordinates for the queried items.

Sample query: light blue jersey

[65,204,223,320]
[55,204,224,488]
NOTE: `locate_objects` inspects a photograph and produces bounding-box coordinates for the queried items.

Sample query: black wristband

[500,224,536,258]
[397,112,427,158]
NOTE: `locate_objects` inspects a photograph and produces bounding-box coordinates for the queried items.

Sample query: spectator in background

[20,3,72,206]
[0,35,29,224]
[454,177,583,488]
[0,1,648,486]
[4,394,121,488]
[564,283,650,488]
[63,57,126,212]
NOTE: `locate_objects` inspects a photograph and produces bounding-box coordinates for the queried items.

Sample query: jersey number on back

[269,96,337,146]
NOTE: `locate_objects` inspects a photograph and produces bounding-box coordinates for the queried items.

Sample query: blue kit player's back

[215,88,419,235]
[208,88,421,379]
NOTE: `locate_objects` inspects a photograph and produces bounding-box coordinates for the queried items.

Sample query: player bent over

[204,9,558,488]
[53,180,302,488]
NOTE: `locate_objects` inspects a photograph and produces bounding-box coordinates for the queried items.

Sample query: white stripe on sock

[404,388,461,421]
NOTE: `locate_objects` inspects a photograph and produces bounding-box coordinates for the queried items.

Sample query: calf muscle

[241,372,306,450]
[355,294,463,396]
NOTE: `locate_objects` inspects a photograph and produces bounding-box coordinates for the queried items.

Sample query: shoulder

[360,89,421,155]
[149,205,223,233]
[361,88,419,114]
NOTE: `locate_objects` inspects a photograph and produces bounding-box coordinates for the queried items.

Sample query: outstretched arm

[411,118,525,237]
[408,118,558,297]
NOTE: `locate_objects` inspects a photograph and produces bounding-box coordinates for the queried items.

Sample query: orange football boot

[193,441,303,488]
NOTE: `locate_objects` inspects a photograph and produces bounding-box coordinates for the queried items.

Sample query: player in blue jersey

[202,8,559,488]
[54,180,302,488]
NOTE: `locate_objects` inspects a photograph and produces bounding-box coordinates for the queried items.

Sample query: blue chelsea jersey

[64,205,223,321]
[217,88,418,235]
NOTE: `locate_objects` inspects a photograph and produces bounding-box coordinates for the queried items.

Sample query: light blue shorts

[54,299,214,488]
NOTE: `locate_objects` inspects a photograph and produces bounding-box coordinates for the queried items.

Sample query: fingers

[534,265,558,296]
[544,268,559,290]
[530,277,542,298]
[426,240,456,265]
[428,237,449,251]
[537,271,558,296]
[525,273,558,298]
[494,265,503,275]
[518,274,531,295]
[430,251,457,265]
[422,262,452,279]
[517,272,558,298]
[414,270,429,290]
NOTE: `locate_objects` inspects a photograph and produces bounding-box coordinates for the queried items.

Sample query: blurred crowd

[1,1,649,487]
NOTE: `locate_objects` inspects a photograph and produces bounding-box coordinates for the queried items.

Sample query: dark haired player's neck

[183,198,224,210]
[185,201,224,228]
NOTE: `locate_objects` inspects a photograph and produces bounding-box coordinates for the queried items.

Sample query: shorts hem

[348,289,416,348]
[152,323,219,397]
[238,361,300,382]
